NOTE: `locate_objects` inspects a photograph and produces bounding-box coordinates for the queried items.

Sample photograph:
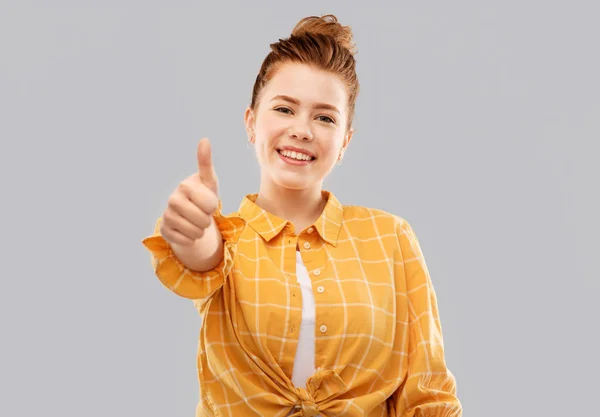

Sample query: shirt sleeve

[141,200,246,301]
[388,218,462,417]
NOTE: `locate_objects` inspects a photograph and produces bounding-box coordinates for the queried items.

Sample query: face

[244,62,354,191]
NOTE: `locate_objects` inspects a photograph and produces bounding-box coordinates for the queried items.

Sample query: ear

[244,107,255,138]
[342,127,354,152]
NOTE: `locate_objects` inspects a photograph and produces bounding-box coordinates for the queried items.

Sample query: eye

[274,107,292,114]
[317,115,335,124]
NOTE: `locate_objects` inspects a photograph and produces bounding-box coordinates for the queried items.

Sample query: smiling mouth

[276,148,316,161]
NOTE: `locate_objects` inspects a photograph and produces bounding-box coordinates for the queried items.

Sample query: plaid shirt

[142,190,462,417]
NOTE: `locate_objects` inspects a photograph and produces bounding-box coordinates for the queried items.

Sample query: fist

[160,138,220,246]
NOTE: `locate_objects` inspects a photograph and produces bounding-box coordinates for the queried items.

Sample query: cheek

[254,123,279,163]
[319,135,344,159]
[257,111,285,136]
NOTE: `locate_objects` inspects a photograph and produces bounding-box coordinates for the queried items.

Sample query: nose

[288,122,313,141]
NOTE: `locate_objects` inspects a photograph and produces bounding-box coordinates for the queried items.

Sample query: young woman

[143,14,462,417]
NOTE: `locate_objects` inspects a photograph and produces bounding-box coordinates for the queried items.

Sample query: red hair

[250,14,359,131]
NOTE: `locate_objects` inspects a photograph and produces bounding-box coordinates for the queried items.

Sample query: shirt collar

[237,190,343,247]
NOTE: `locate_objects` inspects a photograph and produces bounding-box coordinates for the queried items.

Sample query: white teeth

[279,149,313,161]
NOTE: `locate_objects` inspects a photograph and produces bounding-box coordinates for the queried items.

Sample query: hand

[160,138,220,247]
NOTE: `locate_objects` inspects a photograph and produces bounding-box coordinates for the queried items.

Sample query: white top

[291,251,317,388]
[288,252,322,417]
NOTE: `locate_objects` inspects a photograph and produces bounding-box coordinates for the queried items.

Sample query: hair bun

[291,14,357,56]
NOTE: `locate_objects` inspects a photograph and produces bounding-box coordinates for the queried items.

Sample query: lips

[276,149,316,161]
[276,146,316,160]
[276,149,315,166]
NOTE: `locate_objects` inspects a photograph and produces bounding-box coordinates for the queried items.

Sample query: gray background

[1,1,598,416]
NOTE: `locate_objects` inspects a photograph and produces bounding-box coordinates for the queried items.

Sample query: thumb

[197,138,219,195]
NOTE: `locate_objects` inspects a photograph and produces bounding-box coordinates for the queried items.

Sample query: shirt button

[291,325,295,333]
[313,269,321,276]
[307,227,314,234]
[319,325,328,333]
[317,286,324,293]
[303,241,311,249]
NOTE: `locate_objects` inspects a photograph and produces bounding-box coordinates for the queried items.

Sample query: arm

[142,200,245,301]
[170,215,224,272]
[388,218,462,417]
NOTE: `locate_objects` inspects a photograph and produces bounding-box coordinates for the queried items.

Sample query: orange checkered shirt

[142,190,462,417]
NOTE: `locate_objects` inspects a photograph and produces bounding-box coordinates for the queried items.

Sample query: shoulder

[341,204,411,235]
[340,205,424,261]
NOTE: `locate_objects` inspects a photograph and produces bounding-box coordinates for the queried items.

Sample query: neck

[254,178,327,234]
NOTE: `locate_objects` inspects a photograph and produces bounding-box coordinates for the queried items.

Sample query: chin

[274,178,312,190]
[271,172,316,191]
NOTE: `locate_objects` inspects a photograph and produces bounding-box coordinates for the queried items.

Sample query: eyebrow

[270,94,341,115]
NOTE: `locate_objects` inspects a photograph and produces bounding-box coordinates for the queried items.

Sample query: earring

[247,128,255,148]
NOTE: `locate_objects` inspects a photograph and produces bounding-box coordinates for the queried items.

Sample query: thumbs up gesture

[160,138,221,247]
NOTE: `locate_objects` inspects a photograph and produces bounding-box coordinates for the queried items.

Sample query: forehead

[262,63,347,109]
